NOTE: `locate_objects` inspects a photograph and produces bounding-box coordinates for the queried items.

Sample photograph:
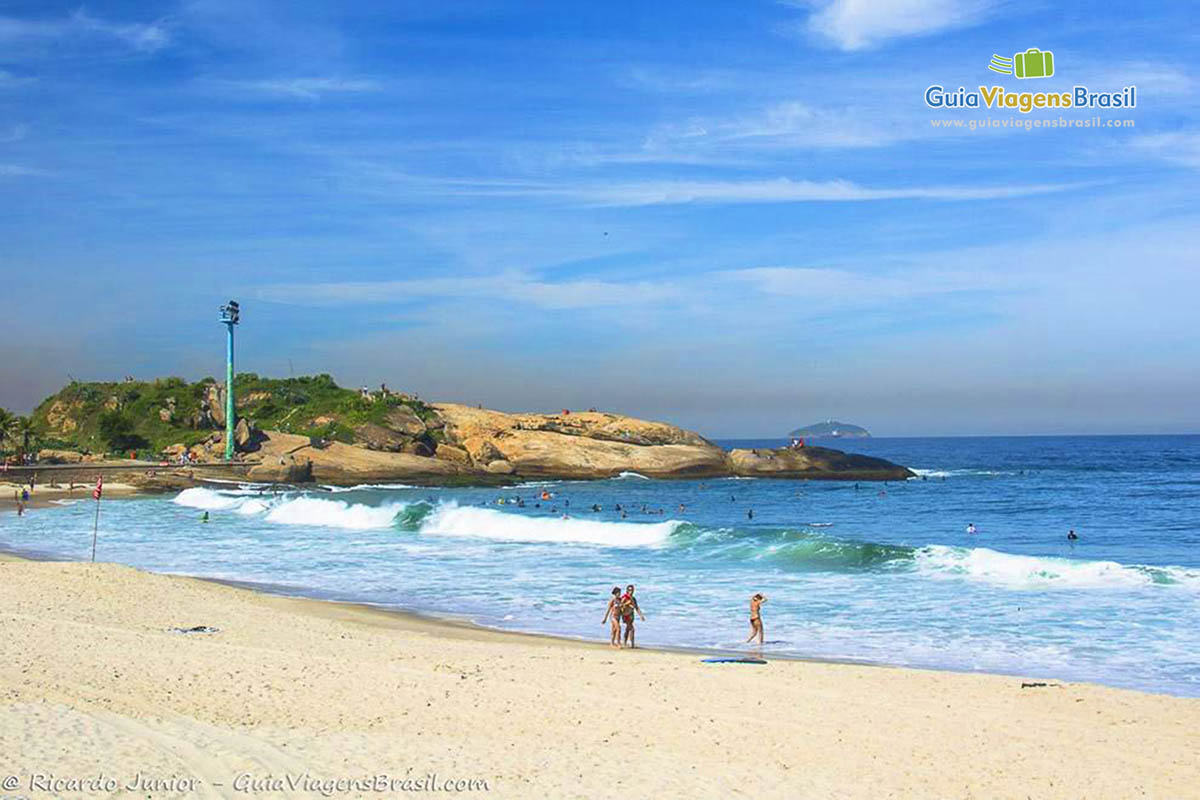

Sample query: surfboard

[701,657,767,665]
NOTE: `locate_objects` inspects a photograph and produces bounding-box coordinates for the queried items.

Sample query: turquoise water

[3,435,1198,696]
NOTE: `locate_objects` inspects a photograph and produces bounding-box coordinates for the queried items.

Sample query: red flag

[93,476,103,500]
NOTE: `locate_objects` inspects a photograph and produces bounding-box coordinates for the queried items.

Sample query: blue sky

[2,0,1198,436]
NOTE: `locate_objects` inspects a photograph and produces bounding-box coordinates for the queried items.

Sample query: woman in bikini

[601,586,623,648]
[746,593,766,646]
[620,584,646,648]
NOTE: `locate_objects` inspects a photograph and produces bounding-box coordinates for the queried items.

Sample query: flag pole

[91,474,102,562]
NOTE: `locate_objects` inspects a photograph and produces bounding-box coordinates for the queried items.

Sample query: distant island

[788,420,871,439]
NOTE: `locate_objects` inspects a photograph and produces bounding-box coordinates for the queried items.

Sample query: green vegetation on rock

[28,374,436,456]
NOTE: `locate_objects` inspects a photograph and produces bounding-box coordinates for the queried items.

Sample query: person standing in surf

[621,585,646,648]
[602,586,623,648]
[746,593,766,646]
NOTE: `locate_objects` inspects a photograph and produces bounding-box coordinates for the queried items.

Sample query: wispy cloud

[0,69,34,88]
[1129,132,1200,169]
[214,77,382,100]
[793,0,996,51]
[642,99,916,153]
[0,124,28,144]
[0,10,169,53]
[0,163,47,178]
[553,177,1077,207]
[254,273,681,310]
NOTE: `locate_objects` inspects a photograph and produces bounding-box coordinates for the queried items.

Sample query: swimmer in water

[747,508,754,520]
[1067,529,1078,541]
[966,523,976,535]
[201,511,209,523]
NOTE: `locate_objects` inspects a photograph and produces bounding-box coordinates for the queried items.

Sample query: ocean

[3,435,1198,696]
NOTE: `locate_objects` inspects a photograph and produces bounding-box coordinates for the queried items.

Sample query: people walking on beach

[620,585,645,648]
[746,593,766,646]
[602,586,623,648]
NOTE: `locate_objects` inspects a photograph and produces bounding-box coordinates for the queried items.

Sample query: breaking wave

[913,545,1200,590]
[418,504,681,547]
[174,487,408,530]
[172,488,1200,588]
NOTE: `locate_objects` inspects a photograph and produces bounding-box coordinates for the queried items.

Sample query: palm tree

[13,416,36,456]
[0,408,15,456]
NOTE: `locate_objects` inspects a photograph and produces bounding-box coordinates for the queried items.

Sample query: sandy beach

[1,481,143,510]
[1,552,1196,799]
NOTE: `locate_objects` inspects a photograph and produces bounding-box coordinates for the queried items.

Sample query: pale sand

[0,481,142,510]
[1,554,1197,799]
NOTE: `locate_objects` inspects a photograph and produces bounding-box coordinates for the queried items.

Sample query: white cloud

[0,10,169,53]
[560,177,1075,207]
[218,77,381,100]
[0,163,46,177]
[799,0,995,51]
[1129,133,1200,169]
[254,273,682,310]
[641,99,919,154]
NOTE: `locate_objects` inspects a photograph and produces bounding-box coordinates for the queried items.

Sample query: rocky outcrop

[433,404,729,479]
[204,384,226,426]
[250,431,498,486]
[727,446,913,481]
[36,448,85,464]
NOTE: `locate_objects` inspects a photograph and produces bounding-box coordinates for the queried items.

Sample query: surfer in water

[746,593,766,646]
[602,587,623,648]
[620,585,646,648]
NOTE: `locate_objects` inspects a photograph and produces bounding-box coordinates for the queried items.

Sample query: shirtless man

[746,593,766,646]
[621,585,646,648]
[601,586,623,648]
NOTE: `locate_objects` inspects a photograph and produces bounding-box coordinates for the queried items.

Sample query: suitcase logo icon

[988,48,1055,79]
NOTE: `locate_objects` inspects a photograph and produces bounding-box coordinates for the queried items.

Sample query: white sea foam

[235,498,273,515]
[419,504,680,547]
[915,545,1200,590]
[616,471,650,480]
[263,496,407,530]
[175,488,404,529]
[174,487,249,511]
[320,483,423,493]
[911,468,1020,479]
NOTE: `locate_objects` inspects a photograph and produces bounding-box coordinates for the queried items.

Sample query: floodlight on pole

[218,300,240,461]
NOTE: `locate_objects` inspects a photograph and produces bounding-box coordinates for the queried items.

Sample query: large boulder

[246,456,313,483]
[384,407,427,436]
[249,430,499,485]
[353,422,409,452]
[435,443,470,464]
[204,384,226,426]
[726,446,912,481]
[37,448,84,464]
[430,403,912,481]
[434,403,728,479]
